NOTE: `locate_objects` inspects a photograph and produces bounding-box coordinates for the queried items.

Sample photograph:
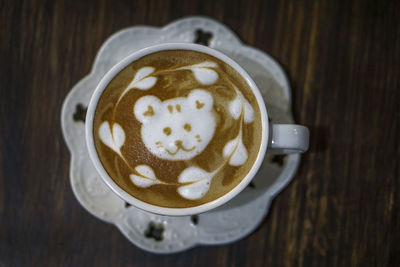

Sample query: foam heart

[177,167,213,200]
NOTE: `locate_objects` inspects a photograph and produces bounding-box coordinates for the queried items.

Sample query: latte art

[93,50,262,208]
[134,89,216,160]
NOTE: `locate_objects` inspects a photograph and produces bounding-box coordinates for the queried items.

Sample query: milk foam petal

[112,123,125,150]
[192,68,218,85]
[132,67,155,83]
[127,66,155,89]
[223,135,248,166]
[130,165,161,188]
[99,121,125,155]
[99,122,114,150]
[180,61,219,85]
[177,179,211,200]
[178,167,212,183]
[135,165,156,179]
[120,67,156,99]
[243,99,254,123]
[130,174,159,188]
[228,138,248,166]
[229,97,242,120]
[177,167,213,200]
[223,137,237,158]
[189,61,218,68]
[132,76,157,90]
[229,88,255,123]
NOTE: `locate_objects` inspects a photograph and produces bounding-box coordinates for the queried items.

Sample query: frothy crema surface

[93,50,262,208]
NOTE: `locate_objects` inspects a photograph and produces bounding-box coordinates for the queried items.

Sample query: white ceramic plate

[61,16,300,254]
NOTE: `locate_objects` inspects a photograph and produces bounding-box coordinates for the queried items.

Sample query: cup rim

[85,43,269,216]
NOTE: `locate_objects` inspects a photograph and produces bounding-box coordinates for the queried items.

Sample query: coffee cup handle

[268,124,309,154]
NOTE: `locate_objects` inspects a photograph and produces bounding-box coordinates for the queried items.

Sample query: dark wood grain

[1,0,399,266]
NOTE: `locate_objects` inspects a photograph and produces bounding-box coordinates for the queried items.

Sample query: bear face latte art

[93,50,262,208]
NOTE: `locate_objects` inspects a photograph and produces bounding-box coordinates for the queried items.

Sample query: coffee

[93,50,262,208]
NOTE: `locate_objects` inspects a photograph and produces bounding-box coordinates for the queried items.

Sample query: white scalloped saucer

[61,16,300,254]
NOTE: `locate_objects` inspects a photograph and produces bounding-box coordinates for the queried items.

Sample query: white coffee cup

[86,43,309,216]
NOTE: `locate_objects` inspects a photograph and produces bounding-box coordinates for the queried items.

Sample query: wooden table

[1,0,399,266]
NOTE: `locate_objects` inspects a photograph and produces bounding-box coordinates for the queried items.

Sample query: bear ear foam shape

[188,89,213,111]
[134,95,162,123]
